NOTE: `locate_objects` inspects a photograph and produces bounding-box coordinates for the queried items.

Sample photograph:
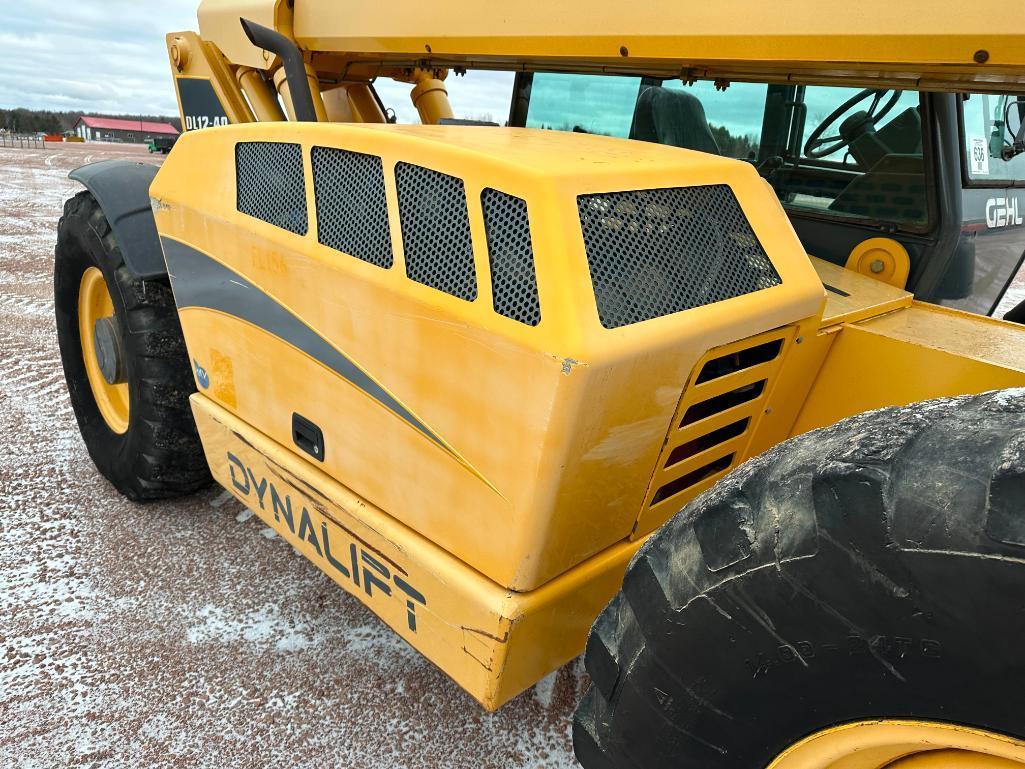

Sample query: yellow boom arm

[195,0,1025,93]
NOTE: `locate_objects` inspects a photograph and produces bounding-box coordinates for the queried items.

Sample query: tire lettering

[745,635,943,678]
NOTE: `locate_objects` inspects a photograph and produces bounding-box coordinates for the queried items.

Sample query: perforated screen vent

[481,189,540,326]
[395,162,477,301]
[235,141,307,235]
[311,147,393,268]
[576,184,781,329]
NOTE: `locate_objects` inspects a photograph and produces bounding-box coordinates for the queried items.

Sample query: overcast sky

[0,0,513,123]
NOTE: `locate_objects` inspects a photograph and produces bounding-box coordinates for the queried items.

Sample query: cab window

[525,74,642,137]
[961,93,1025,183]
[514,73,929,230]
[768,85,923,224]
[661,80,766,159]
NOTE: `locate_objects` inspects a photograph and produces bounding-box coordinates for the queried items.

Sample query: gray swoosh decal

[161,236,448,452]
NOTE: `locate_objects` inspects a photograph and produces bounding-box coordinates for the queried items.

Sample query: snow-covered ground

[0,142,583,769]
[995,271,1025,317]
[5,139,1025,769]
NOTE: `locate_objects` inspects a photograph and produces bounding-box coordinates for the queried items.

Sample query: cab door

[953,93,1025,317]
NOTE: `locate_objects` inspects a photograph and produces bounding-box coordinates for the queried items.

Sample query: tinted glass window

[670,83,922,222]
[525,74,641,137]
[518,75,929,229]
[786,86,925,224]
[662,80,767,159]
[962,93,1025,182]
[797,87,920,160]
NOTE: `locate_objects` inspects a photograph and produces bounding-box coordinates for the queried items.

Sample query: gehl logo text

[986,196,1025,228]
[226,453,427,632]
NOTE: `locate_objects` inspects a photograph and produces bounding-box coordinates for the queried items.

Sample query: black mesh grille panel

[577,185,781,329]
[395,162,477,301]
[235,141,307,235]
[481,189,540,326]
[312,147,393,268]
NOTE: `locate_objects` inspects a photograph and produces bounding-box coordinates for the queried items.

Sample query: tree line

[0,108,182,135]
[708,124,758,159]
[0,107,757,155]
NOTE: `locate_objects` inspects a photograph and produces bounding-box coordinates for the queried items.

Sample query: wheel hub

[93,315,126,385]
[78,266,130,434]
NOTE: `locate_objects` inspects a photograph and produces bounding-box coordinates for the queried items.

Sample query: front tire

[575,389,1025,768]
[54,190,210,501]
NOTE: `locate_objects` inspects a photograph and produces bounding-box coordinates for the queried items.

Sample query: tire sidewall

[55,198,142,487]
[640,547,1025,767]
[577,394,1025,769]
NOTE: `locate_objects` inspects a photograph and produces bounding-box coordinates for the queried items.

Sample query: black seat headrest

[629,87,720,155]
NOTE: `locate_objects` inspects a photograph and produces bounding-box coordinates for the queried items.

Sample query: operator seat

[829,154,928,223]
[828,105,928,223]
[629,87,720,155]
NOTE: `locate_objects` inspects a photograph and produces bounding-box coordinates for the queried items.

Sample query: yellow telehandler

[53,1,1025,765]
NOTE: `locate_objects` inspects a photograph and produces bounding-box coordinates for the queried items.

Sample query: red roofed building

[72,116,180,144]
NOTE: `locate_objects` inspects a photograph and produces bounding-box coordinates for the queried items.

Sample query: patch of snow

[209,489,235,508]
[532,670,558,709]
[989,387,1025,406]
[184,603,319,652]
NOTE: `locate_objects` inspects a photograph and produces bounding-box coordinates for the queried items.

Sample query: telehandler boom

[53,1,1025,766]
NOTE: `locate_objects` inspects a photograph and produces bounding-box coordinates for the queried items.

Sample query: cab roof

[197,0,1025,93]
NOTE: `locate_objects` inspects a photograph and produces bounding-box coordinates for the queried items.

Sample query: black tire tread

[575,389,1025,768]
[55,190,210,501]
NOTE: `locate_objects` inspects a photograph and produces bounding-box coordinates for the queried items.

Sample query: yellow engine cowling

[149,122,824,592]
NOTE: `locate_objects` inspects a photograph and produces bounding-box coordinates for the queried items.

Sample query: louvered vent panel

[643,329,792,516]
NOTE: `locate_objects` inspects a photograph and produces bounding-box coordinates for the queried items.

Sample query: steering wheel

[803,89,902,159]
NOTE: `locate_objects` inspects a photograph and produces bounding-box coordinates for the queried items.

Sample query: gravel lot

[0,142,584,768]
[4,140,1025,769]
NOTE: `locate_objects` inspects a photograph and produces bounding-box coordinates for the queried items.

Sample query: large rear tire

[574,389,1025,768]
[54,190,210,501]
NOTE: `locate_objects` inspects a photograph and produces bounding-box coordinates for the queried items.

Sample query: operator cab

[506,74,1025,318]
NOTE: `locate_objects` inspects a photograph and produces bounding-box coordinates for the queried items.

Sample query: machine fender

[68,160,166,280]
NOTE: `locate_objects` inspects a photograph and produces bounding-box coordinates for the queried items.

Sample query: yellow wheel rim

[78,267,129,434]
[768,721,1025,769]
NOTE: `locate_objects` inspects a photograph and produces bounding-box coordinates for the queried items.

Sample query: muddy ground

[0,142,585,768]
